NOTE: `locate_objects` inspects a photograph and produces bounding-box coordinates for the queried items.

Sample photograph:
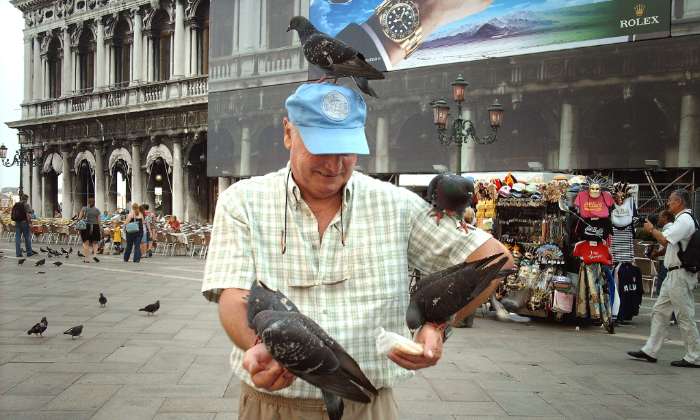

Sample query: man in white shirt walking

[628,190,700,368]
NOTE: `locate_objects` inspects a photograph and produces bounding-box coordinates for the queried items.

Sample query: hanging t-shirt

[574,190,614,219]
[616,262,643,321]
[578,217,613,242]
[611,197,635,227]
[573,240,613,265]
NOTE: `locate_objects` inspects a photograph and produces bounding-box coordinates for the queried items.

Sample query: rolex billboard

[311,0,671,72]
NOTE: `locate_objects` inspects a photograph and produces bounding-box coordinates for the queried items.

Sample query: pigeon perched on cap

[406,253,512,332]
[64,325,83,339]
[252,309,378,420]
[287,16,384,98]
[27,317,48,336]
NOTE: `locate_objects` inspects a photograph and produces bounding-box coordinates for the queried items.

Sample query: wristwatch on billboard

[374,0,424,58]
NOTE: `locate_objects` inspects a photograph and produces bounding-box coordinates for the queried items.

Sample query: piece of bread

[393,340,424,356]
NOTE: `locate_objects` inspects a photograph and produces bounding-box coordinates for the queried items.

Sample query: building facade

[8,0,213,221]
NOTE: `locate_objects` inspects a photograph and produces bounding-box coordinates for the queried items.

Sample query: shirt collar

[283,162,355,209]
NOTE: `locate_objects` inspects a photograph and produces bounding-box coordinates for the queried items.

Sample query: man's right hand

[242,343,296,391]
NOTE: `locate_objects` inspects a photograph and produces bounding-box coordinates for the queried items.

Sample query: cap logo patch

[321,90,350,121]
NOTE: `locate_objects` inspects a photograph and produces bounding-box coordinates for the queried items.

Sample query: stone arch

[145,143,173,173]
[42,152,63,175]
[73,150,96,174]
[108,147,132,173]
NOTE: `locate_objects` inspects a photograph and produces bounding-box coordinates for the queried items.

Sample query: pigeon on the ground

[61,248,68,254]
[99,293,107,307]
[93,257,100,263]
[63,325,83,339]
[36,271,46,274]
[18,258,26,265]
[139,300,160,315]
[65,254,69,259]
[287,16,384,98]
[246,280,300,328]
[53,261,63,267]
[77,251,84,257]
[27,317,48,336]
[35,259,45,267]
[252,309,378,420]
[40,247,48,253]
[406,253,512,332]
[427,173,474,229]
[68,247,73,254]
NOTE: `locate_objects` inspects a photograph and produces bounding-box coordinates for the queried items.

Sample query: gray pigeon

[139,300,160,315]
[53,261,63,267]
[406,253,512,332]
[35,259,45,267]
[427,174,474,229]
[18,258,26,265]
[64,325,83,339]
[246,280,300,328]
[99,293,107,307]
[287,16,384,97]
[27,316,48,336]
[252,310,378,420]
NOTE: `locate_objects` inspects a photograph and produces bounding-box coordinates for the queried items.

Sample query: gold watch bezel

[376,0,421,43]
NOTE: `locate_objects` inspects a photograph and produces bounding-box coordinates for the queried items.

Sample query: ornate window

[113,18,132,85]
[151,10,172,81]
[267,0,294,49]
[193,0,209,75]
[46,36,62,98]
[77,27,95,92]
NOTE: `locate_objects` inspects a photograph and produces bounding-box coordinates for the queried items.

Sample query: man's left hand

[387,323,443,370]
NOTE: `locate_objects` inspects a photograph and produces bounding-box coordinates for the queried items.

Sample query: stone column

[61,156,73,218]
[172,140,185,219]
[24,37,32,101]
[130,142,143,204]
[95,19,105,89]
[94,146,105,212]
[558,102,577,170]
[43,58,49,98]
[132,10,143,83]
[33,36,42,100]
[240,126,251,176]
[260,0,268,49]
[678,94,699,167]
[460,107,477,172]
[31,152,42,217]
[172,0,185,78]
[62,28,72,95]
[186,26,193,76]
[218,177,230,194]
[73,49,81,90]
[108,44,115,86]
[374,115,389,173]
[21,162,31,197]
[146,36,154,82]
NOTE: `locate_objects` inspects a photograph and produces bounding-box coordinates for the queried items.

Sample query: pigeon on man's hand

[35,259,45,267]
[27,317,48,336]
[406,253,512,333]
[64,325,83,339]
[287,16,384,98]
[252,310,378,420]
[139,300,160,315]
[246,280,300,328]
[99,293,107,307]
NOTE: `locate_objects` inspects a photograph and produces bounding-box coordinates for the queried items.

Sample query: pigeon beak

[286,26,291,32]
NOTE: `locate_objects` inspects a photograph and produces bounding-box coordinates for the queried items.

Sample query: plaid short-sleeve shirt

[202,165,491,399]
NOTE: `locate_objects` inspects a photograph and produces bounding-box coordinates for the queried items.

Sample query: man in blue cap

[202,83,512,419]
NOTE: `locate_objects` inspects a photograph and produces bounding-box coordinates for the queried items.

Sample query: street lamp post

[0,143,43,196]
[431,74,505,173]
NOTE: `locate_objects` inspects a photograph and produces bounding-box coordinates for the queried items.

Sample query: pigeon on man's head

[287,16,384,98]
[406,253,512,332]
[35,259,45,267]
[139,300,160,315]
[246,280,300,328]
[99,293,107,307]
[427,173,474,229]
[252,309,378,420]
[64,325,83,339]
[53,261,63,267]
[17,258,26,265]
[27,317,47,336]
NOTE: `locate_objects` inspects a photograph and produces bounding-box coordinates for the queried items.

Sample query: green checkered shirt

[202,165,491,399]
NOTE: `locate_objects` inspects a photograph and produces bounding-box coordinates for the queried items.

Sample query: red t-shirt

[573,241,612,265]
[574,191,614,219]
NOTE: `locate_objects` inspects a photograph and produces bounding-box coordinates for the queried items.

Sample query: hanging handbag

[126,221,140,233]
[75,220,87,231]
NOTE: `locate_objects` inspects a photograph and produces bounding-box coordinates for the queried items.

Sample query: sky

[0,0,24,190]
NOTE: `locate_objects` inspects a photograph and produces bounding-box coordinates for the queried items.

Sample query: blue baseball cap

[285,83,370,155]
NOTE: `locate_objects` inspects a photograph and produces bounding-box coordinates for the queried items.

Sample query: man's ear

[283,117,293,150]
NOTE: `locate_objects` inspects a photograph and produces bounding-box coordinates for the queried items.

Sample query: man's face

[667,193,684,214]
[284,119,357,201]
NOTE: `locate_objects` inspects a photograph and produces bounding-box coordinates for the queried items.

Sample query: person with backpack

[628,189,700,368]
[11,194,36,258]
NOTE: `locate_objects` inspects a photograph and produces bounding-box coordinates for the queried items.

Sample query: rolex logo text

[620,3,659,28]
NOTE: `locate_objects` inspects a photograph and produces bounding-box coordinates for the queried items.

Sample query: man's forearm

[218,288,257,351]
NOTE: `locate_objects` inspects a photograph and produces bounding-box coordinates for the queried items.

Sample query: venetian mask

[614,192,625,205]
[589,183,601,198]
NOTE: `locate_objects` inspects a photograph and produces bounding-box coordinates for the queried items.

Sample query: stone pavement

[1,246,700,420]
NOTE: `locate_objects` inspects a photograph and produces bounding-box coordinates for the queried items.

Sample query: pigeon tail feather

[352,76,378,98]
[322,390,344,420]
